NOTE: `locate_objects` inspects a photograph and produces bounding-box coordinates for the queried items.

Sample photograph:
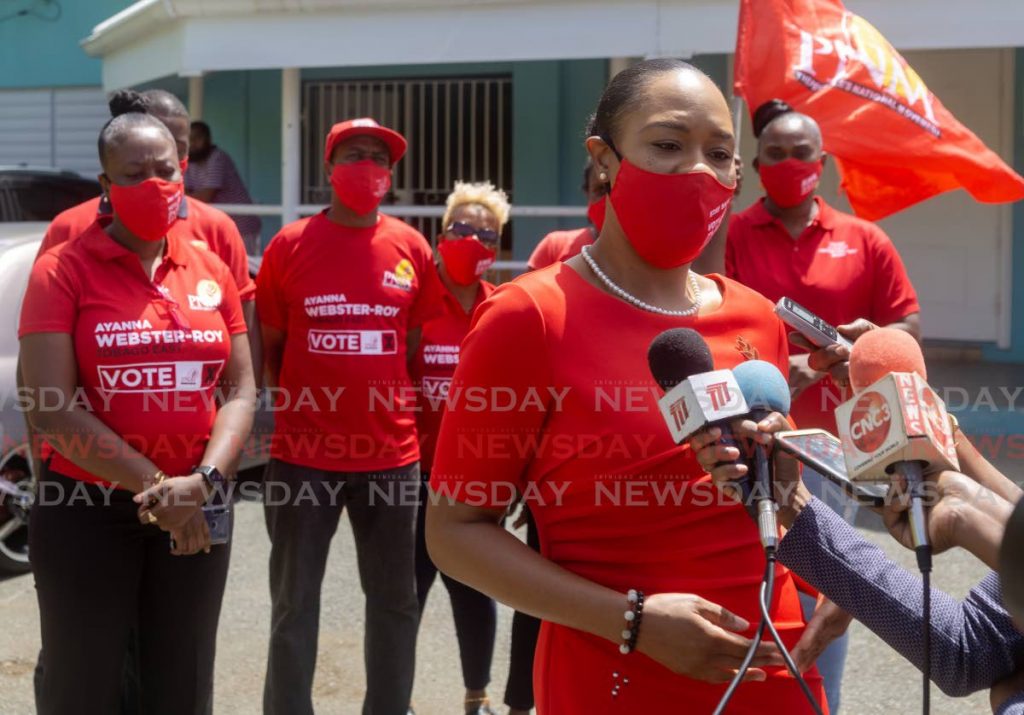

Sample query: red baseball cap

[323,118,408,165]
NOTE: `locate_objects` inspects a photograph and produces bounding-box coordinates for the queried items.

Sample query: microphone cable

[758,551,824,715]
[898,461,934,715]
[922,566,932,715]
[712,558,771,715]
[712,551,824,715]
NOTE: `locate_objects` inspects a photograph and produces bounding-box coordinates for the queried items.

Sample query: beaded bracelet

[619,589,645,655]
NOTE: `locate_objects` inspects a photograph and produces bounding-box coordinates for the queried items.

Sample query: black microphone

[647,328,754,511]
[647,327,716,392]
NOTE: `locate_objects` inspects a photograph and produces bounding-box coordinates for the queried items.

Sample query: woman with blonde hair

[411,180,509,715]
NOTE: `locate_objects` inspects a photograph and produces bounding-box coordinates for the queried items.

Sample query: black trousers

[504,506,540,711]
[262,458,420,715]
[414,473,497,691]
[31,467,231,715]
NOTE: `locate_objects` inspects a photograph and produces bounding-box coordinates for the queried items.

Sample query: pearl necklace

[580,244,702,317]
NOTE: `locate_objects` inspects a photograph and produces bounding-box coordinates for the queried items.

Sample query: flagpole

[732,95,746,159]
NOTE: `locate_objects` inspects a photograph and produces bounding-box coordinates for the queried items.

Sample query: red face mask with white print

[330,160,392,215]
[108,178,183,242]
[608,159,735,269]
[758,158,823,208]
[438,236,496,286]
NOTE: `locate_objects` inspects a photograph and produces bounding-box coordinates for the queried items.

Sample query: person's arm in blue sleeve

[997,691,1024,715]
[777,496,1024,696]
[689,416,1024,698]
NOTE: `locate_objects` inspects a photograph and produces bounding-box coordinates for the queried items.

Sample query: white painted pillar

[608,57,634,80]
[281,67,301,225]
[187,74,204,119]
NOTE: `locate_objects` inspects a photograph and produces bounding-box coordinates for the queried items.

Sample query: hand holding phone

[775,297,853,351]
[775,428,887,507]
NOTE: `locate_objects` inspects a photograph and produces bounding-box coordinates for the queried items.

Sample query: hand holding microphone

[882,469,1011,571]
[837,327,960,572]
[647,329,796,547]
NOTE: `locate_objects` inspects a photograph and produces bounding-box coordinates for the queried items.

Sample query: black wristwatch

[194,465,226,502]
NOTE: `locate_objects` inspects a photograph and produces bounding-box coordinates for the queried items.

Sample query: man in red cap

[257,118,443,715]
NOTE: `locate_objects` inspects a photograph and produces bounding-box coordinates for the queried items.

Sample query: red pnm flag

[734,0,1024,220]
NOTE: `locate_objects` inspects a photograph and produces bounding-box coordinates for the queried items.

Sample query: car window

[2,176,101,222]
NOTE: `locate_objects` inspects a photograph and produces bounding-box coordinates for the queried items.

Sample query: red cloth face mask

[330,160,392,215]
[608,159,735,269]
[108,177,184,242]
[587,197,607,232]
[758,158,823,208]
[438,236,496,286]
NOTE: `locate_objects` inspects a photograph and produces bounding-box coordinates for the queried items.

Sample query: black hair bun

[752,98,794,138]
[108,89,149,118]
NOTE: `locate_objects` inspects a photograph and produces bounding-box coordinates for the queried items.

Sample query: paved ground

[0,485,1004,715]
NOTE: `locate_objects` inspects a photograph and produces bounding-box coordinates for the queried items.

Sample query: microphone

[648,328,749,446]
[732,360,792,552]
[836,328,959,570]
[648,330,784,551]
[849,326,927,391]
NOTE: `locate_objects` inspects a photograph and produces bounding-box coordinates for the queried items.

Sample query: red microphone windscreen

[849,327,926,392]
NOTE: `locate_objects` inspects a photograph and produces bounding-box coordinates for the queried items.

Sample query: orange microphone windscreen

[848,327,926,392]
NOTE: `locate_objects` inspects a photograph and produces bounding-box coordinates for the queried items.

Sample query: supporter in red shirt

[256,118,444,715]
[427,59,835,714]
[726,99,920,435]
[410,180,506,715]
[526,159,606,270]
[38,89,256,312]
[725,99,921,712]
[19,107,256,715]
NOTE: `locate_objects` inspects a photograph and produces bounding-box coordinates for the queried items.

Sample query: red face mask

[330,160,392,214]
[179,157,189,174]
[108,177,184,242]
[587,197,607,232]
[608,159,735,269]
[758,158,822,208]
[438,236,496,286]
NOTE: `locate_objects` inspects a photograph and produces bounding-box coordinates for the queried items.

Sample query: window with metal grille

[302,77,513,252]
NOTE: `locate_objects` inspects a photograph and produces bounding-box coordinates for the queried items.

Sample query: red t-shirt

[527,227,595,270]
[430,265,825,714]
[40,196,256,301]
[19,225,246,487]
[256,212,444,472]
[726,197,920,432]
[410,279,495,470]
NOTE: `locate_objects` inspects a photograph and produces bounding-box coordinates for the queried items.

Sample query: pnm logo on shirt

[735,336,760,361]
[818,241,859,259]
[97,360,225,393]
[188,279,223,311]
[382,259,415,292]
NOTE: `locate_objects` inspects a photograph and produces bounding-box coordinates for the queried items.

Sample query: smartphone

[169,503,232,551]
[775,297,853,350]
[203,503,232,546]
[775,428,887,507]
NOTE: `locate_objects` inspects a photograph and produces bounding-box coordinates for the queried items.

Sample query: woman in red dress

[425,59,830,713]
